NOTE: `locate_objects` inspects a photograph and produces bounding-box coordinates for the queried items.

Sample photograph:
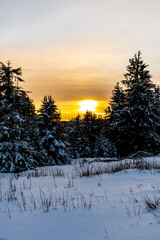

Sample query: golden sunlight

[78,100,98,112]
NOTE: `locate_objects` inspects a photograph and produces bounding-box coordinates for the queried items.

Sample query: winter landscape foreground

[0,157,160,240]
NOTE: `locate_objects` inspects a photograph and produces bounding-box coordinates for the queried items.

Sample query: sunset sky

[0,0,160,119]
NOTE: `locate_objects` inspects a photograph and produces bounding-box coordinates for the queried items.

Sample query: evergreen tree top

[0,61,25,101]
[39,95,61,128]
[110,82,125,105]
[122,51,153,89]
[83,111,97,121]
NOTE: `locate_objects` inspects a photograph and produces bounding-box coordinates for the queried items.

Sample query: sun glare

[79,100,98,112]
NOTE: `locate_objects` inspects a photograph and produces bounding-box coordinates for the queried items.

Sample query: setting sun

[78,100,98,112]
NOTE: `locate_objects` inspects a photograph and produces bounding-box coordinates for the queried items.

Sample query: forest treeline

[0,51,160,172]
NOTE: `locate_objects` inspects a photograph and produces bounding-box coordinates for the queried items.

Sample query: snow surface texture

[0,157,160,240]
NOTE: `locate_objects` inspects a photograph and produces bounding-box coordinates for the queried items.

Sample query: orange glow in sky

[0,0,160,120]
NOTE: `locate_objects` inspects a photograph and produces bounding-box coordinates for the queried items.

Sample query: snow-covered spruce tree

[105,82,125,122]
[105,82,128,156]
[107,51,160,156]
[38,95,69,165]
[0,61,37,172]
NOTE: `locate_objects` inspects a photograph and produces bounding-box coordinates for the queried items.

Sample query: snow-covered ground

[0,158,160,240]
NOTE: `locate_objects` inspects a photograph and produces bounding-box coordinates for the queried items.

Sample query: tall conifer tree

[38,96,69,165]
[107,52,160,156]
[0,62,37,172]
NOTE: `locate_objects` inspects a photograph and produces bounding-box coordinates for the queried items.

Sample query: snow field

[0,159,160,240]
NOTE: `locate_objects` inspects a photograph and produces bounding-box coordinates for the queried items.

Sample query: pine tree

[105,82,125,122]
[107,51,160,156]
[38,96,69,165]
[0,61,24,103]
[105,82,128,156]
[0,61,38,172]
